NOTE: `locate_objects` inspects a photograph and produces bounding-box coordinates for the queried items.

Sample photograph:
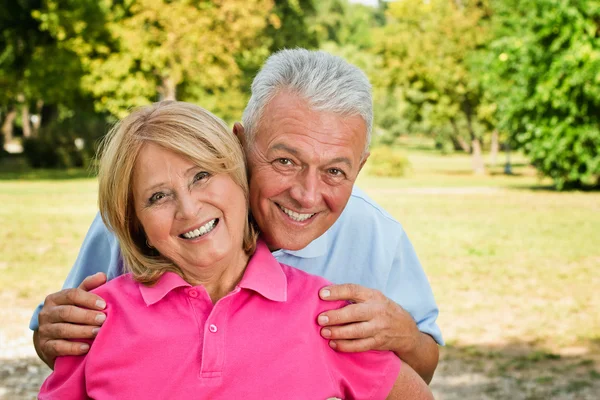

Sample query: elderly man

[32,49,443,383]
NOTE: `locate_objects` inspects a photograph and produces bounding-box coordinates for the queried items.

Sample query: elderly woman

[39,101,433,399]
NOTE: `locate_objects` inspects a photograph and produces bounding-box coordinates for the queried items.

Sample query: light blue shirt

[30,187,443,345]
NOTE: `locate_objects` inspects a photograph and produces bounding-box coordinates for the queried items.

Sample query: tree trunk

[490,129,499,167]
[471,137,485,175]
[2,106,17,144]
[22,102,32,138]
[463,102,486,175]
[450,118,471,152]
[159,76,177,101]
[32,99,44,137]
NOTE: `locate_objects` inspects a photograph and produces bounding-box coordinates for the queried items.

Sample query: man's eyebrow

[271,143,353,169]
[270,143,300,156]
[328,157,353,169]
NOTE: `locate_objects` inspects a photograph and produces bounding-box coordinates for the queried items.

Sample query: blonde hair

[97,101,258,285]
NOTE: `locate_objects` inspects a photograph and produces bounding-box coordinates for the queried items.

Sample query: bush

[479,0,600,189]
[22,109,108,169]
[366,146,411,177]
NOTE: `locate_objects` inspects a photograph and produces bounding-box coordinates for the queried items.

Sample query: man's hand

[33,273,108,369]
[317,283,439,383]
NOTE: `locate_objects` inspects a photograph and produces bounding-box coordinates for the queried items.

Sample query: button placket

[199,294,236,382]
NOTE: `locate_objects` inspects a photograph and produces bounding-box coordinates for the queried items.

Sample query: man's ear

[233,122,247,148]
[358,151,370,174]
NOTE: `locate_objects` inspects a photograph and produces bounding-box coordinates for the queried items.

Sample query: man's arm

[32,212,122,369]
[316,225,442,384]
[387,361,434,400]
[317,284,439,383]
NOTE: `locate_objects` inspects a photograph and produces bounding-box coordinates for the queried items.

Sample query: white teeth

[182,219,217,239]
[278,205,315,222]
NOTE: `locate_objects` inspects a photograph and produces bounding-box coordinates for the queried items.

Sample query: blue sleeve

[386,228,444,345]
[29,212,123,331]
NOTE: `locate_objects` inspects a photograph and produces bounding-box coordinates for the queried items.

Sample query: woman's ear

[233,122,247,148]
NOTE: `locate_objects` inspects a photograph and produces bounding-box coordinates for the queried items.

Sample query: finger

[48,287,106,311]
[42,339,91,359]
[321,321,376,341]
[317,303,372,327]
[46,304,106,326]
[40,322,101,341]
[319,283,377,303]
[328,337,378,353]
[78,272,107,292]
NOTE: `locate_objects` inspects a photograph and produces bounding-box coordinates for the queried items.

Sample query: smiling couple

[34,49,442,399]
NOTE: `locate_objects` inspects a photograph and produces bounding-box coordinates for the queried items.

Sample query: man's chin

[261,230,315,252]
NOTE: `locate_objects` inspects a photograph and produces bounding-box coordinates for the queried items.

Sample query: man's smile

[276,203,317,223]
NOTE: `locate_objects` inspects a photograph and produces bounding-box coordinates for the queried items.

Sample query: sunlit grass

[2,145,599,397]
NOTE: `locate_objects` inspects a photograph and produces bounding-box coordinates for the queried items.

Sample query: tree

[480,0,600,188]
[372,0,492,173]
[35,0,275,118]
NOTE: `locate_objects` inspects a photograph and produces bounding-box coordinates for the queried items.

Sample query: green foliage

[372,0,492,157]
[22,104,107,168]
[266,0,318,51]
[366,146,410,177]
[313,0,384,49]
[32,0,276,118]
[480,0,600,189]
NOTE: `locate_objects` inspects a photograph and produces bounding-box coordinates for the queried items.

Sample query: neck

[182,250,250,304]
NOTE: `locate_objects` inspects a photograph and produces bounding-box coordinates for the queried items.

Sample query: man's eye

[328,168,345,177]
[149,192,166,204]
[276,158,293,166]
[193,171,210,183]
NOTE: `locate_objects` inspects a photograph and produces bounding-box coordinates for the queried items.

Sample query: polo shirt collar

[139,271,191,306]
[273,230,329,259]
[139,239,287,306]
[238,239,287,302]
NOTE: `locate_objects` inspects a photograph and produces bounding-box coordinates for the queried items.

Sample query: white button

[209,324,218,333]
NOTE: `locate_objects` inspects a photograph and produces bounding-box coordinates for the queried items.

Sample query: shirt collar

[139,271,191,306]
[138,239,287,306]
[238,239,287,302]
[271,230,329,259]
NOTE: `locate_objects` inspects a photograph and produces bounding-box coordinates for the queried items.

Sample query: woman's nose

[175,193,199,220]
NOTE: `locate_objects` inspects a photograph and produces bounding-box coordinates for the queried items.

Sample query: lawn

[1,144,599,399]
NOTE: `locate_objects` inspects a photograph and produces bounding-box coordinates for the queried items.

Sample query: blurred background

[1,0,599,399]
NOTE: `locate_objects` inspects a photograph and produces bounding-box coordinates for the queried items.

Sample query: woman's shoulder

[90,273,140,304]
[278,263,347,311]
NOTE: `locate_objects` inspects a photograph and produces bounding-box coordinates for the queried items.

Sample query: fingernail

[318,315,329,325]
[95,313,106,324]
[92,327,101,336]
[96,300,106,309]
[80,344,90,352]
[320,289,330,298]
[322,328,331,338]
[329,341,337,349]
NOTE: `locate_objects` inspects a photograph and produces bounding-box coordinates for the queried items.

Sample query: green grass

[2,143,599,397]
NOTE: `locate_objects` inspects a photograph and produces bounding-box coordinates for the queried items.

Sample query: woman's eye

[193,171,210,182]
[149,192,166,204]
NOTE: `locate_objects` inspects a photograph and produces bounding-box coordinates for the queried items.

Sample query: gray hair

[242,48,372,155]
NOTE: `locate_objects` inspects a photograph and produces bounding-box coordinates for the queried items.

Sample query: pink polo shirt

[39,240,400,399]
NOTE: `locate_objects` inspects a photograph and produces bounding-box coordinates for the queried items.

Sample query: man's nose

[289,170,319,209]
